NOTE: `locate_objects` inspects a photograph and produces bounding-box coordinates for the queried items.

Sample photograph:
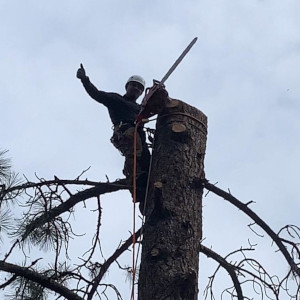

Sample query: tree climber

[76,64,151,203]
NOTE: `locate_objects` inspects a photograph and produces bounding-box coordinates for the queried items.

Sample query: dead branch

[202,179,300,277]
[200,244,244,300]
[200,244,289,299]
[2,178,128,199]
[87,228,142,300]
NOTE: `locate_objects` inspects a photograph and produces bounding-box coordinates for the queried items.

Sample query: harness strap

[113,121,135,132]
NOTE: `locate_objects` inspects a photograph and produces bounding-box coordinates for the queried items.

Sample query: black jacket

[81,77,141,126]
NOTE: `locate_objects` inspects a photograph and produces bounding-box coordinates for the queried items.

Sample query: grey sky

[1,0,300,298]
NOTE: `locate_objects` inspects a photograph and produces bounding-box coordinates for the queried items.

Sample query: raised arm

[76,64,111,106]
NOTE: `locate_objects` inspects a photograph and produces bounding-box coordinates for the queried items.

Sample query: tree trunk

[138,99,208,300]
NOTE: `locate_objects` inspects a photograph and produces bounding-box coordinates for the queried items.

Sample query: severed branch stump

[138,99,208,300]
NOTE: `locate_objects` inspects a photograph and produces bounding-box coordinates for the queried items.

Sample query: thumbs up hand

[76,63,87,80]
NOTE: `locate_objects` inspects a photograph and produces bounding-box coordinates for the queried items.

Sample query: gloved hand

[76,63,87,80]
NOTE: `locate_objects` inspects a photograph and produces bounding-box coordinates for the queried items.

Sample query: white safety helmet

[125,75,145,90]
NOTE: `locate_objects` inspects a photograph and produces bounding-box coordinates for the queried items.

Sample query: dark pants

[111,126,150,204]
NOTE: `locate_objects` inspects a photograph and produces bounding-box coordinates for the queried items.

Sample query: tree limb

[202,179,300,277]
[0,260,83,300]
[3,178,128,197]
[0,274,17,289]
[87,228,142,300]
[200,244,244,300]
[22,179,128,240]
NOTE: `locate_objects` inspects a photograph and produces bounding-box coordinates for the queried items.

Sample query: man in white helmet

[76,64,150,203]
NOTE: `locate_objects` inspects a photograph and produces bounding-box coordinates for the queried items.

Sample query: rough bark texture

[138,99,207,300]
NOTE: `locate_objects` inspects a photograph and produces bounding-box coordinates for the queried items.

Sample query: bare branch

[3,178,127,198]
[79,196,103,268]
[200,244,244,300]
[87,228,142,300]
[202,179,300,277]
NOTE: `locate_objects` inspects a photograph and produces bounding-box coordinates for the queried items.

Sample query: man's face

[126,81,144,100]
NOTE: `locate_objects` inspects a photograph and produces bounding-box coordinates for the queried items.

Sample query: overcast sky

[1,0,300,299]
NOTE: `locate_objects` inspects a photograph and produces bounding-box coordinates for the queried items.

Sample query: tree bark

[138,99,207,300]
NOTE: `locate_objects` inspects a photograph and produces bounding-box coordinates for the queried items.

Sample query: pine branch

[0,274,18,289]
[3,178,128,198]
[0,260,83,300]
[21,179,128,241]
[0,150,11,180]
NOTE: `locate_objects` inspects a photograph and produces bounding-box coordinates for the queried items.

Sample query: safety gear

[126,75,145,90]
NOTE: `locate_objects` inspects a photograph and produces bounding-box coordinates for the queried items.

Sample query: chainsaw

[136,37,198,123]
